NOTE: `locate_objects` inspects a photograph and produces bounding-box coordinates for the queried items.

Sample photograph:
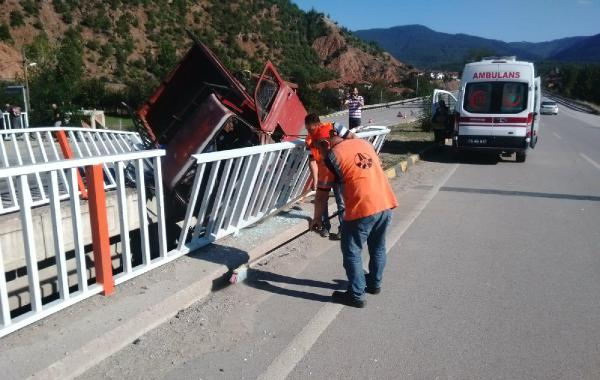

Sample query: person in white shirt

[344,87,364,130]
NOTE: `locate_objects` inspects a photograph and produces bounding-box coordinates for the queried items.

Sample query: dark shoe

[329,231,341,240]
[364,272,381,294]
[319,229,330,238]
[331,291,365,308]
[365,286,381,295]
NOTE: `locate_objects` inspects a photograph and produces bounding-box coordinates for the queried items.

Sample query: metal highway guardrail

[542,91,599,114]
[322,96,426,118]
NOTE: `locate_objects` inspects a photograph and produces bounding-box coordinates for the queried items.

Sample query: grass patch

[379,122,434,169]
[104,115,135,131]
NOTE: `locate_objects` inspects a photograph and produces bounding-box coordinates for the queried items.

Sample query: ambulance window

[464,83,492,113]
[501,83,527,113]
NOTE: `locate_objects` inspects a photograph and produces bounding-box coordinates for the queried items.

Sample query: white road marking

[580,153,600,171]
[258,164,460,380]
[552,132,562,140]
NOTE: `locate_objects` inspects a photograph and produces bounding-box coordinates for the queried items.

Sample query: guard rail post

[86,164,115,296]
[55,129,88,199]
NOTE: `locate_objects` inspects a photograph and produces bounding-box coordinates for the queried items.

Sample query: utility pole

[22,49,36,117]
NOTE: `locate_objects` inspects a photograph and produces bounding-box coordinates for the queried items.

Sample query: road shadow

[380,140,433,156]
[421,146,501,165]
[185,244,251,291]
[246,268,346,303]
[126,222,250,291]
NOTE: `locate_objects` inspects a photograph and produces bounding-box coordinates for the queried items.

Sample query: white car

[541,101,559,115]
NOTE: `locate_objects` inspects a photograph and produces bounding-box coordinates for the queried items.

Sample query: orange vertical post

[86,164,115,296]
[55,130,88,198]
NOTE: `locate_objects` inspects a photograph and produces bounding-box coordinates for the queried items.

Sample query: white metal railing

[2,112,29,130]
[354,126,390,153]
[0,149,166,338]
[175,140,310,254]
[0,127,144,215]
[0,126,390,338]
[175,127,391,254]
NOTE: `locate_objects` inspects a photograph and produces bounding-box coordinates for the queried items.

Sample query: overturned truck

[135,35,307,218]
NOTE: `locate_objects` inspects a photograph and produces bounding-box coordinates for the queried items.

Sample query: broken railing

[0,126,390,337]
[175,125,390,253]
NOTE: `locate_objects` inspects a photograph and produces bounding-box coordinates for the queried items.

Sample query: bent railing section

[176,140,310,254]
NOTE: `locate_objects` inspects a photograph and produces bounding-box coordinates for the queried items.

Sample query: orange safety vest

[318,138,397,221]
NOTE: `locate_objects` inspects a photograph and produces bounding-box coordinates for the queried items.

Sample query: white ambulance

[433,57,541,162]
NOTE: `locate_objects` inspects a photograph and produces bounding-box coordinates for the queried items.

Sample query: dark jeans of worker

[349,117,361,129]
[340,209,392,301]
[321,183,344,232]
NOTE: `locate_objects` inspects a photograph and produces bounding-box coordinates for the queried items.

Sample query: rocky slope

[312,22,412,88]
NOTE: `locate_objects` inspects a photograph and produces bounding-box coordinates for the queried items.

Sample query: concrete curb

[384,145,435,179]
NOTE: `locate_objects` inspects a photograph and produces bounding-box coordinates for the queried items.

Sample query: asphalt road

[81,103,600,379]
[322,100,424,127]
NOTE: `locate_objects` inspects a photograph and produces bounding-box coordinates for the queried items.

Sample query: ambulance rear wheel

[516,152,527,162]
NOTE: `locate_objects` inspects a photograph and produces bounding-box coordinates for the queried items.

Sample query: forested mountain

[0,0,412,120]
[548,34,600,62]
[508,37,587,60]
[355,25,598,68]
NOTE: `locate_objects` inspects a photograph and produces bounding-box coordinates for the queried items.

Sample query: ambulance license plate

[467,138,487,145]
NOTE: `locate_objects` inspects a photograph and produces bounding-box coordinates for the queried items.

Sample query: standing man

[305,113,356,240]
[310,135,397,308]
[52,103,61,127]
[10,105,22,129]
[344,87,364,130]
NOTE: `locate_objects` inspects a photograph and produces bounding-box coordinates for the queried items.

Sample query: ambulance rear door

[461,79,495,145]
[492,80,529,146]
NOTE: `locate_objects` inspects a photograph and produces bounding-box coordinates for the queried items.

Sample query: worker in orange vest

[310,134,398,308]
[304,113,356,240]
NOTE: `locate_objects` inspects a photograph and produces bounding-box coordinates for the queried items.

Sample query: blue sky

[292,0,600,42]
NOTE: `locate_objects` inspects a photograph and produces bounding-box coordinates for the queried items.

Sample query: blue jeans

[322,183,344,232]
[340,209,392,300]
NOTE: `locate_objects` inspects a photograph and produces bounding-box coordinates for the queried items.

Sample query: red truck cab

[137,34,307,192]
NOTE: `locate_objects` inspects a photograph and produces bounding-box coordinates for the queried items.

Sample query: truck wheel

[516,152,527,162]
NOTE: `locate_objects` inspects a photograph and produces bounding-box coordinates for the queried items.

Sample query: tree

[0,23,11,42]
[154,38,177,79]
[54,28,84,102]
[28,28,84,123]
[9,10,24,27]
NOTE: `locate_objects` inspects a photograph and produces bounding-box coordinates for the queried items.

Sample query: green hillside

[0,0,394,123]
